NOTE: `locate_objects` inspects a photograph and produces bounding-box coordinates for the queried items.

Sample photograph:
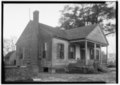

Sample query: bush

[97,64,109,72]
[5,66,35,82]
[14,77,34,82]
[107,64,116,68]
[107,62,116,68]
[67,64,97,74]
[56,68,66,73]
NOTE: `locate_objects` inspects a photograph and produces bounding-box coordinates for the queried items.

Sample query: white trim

[44,42,47,51]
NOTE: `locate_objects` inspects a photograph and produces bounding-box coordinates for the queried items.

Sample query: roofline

[15,20,32,45]
[98,24,109,45]
[69,38,108,46]
[53,36,69,41]
[85,24,109,46]
[86,24,98,38]
[53,36,107,46]
[86,39,108,46]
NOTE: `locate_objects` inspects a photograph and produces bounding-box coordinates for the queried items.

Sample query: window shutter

[62,44,64,59]
[43,43,47,58]
[68,45,70,59]
[57,43,64,59]
[57,43,60,58]
[45,43,47,51]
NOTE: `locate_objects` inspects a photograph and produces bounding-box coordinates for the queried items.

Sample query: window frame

[90,48,94,60]
[43,42,47,58]
[96,49,100,60]
[69,45,76,59]
[57,43,64,59]
[80,48,85,60]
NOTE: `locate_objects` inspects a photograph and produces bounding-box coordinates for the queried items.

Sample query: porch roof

[39,23,97,40]
[65,24,97,40]
[38,23,108,45]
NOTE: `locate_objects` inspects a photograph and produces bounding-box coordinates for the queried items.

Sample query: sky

[3,4,116,54]
[4,4,67,39]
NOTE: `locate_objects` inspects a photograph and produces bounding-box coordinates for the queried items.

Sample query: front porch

[69,39,108,66]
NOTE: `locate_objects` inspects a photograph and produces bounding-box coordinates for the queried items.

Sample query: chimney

[33,10,39,23]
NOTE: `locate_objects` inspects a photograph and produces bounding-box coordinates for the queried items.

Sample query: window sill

[68,58,76,60]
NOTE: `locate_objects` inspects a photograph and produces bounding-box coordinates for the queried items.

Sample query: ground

[33,68,116,83]
[5,67,116,83]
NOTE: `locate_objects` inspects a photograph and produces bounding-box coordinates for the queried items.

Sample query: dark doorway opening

[43,67,48,72]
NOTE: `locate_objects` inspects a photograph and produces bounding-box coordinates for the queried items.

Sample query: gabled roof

[17,20,108,45]
[39,23,68,39]
[38,23,98,40]
[38,23,108,45]
[65,24,98,40]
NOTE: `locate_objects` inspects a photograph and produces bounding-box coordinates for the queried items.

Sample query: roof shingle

[39,23,98,40]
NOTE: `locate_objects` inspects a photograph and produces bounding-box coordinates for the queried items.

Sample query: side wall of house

[52,38,93,69]
[37,25,53,70]
[16,21,40,73]
[52,38,78,69]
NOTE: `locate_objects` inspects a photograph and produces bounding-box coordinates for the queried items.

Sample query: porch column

[106,46,108,65]
[85,40,88,65]
[100,45,102,64]
[94,43,96,60]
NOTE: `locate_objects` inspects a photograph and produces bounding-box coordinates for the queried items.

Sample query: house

[15,10,108,73]
[4,51,16,66]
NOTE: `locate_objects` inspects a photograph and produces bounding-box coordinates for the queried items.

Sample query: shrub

[107,62,116,68]
[96,64,109,72]
[5,66,35,82]
[67,64,97,74]
[56,68,66,73]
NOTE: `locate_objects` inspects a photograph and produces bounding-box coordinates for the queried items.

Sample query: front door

[96,48,100,60]
[80,48,85,60]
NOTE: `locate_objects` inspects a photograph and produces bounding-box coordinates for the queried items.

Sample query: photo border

[1,1,118,84]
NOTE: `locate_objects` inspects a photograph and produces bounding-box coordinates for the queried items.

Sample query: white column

[106,46,108,65]
[100,45,102,64]
[94,43,96,60]
[85,40,87,65]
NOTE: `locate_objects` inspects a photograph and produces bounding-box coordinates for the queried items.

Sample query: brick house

[15,10,108,73]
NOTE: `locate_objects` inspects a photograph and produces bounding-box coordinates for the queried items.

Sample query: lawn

[5,67,116,83]
[34,68,116,83]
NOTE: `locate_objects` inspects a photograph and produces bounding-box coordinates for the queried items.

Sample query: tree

[59,2,116,35]
[3,36,17,56]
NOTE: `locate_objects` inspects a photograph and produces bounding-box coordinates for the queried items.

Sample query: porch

[69,39,108,66]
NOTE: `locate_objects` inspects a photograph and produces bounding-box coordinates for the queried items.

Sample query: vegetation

[4,36,16,56]
[59,2,116,36]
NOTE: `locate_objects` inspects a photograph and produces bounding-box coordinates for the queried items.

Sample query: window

[19,47,23,59]
[19,53,23,59]
[80,48,85,60]
[43,43,47,58]
[96,50,99,60]
[13,60,16,65]
[43,67,49,72]
[57,43,64,59]
[69,45,75,59]
[90,48,94,60]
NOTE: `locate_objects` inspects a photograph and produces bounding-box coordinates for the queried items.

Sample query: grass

[35,67,116,83]
[5,67,116,83]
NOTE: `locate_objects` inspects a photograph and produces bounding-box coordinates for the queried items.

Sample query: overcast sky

[4,4,67,39]
[3,4,116,54]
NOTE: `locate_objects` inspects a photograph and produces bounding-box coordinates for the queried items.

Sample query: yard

[5,67,116,83]
[33,68,116,83]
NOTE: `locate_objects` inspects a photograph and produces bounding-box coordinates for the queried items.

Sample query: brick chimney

[33,10,39,23]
